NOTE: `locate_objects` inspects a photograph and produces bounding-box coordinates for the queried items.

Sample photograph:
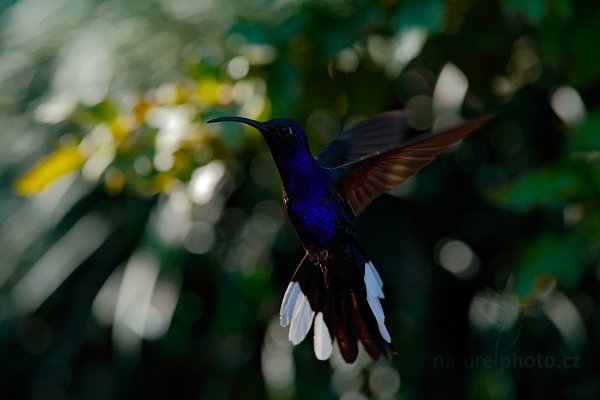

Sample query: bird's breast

[283,188,342,248]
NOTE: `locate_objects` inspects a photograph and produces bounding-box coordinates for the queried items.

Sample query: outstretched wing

[316,110,412,168]
[332,115,494,216]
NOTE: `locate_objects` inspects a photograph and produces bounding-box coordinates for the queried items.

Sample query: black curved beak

[207,116,267,132]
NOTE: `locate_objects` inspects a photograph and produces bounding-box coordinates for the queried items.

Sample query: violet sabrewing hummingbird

[207,111,493,363]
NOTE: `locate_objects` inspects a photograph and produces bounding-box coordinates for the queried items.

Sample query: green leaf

[570,16,600,86]
[393,0,445,32]
[490,165,582,212]
[515,233,585,297]
[537,14,570,65]
[570,111,600,151]
[503,0,548,23]
[85,100,120,123]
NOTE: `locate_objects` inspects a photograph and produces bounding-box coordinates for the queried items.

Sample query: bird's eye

[279,126,293,137]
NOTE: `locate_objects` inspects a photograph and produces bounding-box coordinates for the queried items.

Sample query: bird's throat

[268,146,323,195]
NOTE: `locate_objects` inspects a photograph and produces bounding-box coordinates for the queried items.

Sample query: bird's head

[207,116,309,157]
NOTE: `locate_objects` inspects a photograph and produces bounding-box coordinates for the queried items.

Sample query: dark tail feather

[279,241,392,363]
[336,287,359,362]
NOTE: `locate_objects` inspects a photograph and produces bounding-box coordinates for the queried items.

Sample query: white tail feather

[364,261,392,343]
[377,319,392,343]
[313,312,333,360]
[280,281,301,327]
[366,261,384,293]
[365,261,384,299]
[289,290,315,345]
[367,294,385,322]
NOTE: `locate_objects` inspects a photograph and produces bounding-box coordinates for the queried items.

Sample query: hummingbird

[208,111,492,363]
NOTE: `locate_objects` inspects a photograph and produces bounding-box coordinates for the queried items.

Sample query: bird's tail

[279,240,392,363]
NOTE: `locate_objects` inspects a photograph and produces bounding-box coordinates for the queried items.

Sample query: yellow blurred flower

[15,146,84,196]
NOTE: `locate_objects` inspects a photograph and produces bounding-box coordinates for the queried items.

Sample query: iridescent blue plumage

[284,182,338,248]
[207,112,493,362]
[248,118,348,250]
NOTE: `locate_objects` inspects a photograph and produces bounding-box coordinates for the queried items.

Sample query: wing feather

[316,110,412,167]
[334,114,494,216]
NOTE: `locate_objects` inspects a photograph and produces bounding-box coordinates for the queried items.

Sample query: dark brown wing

[333,115,494,216]
[316,110,412,167]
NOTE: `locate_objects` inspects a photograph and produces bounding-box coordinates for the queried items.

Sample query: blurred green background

[1,0,599,398]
